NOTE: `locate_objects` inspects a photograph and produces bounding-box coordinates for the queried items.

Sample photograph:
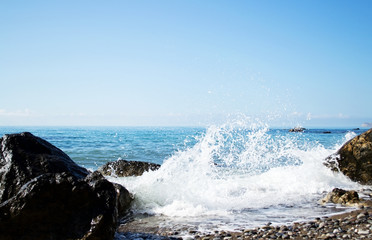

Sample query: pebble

[318,222,326,229]
[358,230,369,235]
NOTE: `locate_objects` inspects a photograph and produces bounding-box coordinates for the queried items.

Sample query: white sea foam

[108,119,360,230]
[345,131,357,141]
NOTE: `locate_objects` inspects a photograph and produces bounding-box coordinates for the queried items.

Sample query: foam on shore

[109,119,360,230]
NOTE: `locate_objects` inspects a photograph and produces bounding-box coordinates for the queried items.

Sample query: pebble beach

[118,207,372,240]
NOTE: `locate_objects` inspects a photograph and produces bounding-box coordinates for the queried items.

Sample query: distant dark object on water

[289,127,306,132]
[353,128,360,130]
[323,131,331,134]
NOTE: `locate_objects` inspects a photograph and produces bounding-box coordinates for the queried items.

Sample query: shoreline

[117,207,372,239]
[115,187,372,240]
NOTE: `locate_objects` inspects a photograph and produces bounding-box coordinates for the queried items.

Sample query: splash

[109,119,360,229]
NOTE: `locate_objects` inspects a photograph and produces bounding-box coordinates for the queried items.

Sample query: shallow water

[0,123,367,233]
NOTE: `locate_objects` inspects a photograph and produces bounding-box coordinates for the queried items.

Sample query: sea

[0,120,368,234]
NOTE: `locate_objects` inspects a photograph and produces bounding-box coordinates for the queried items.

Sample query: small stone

[358,229,369,235]
[318,222,326,229]
[280,225,288,231]
[319,234,327,239]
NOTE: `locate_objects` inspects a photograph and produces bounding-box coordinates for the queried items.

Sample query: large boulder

[325,128,372,184]
[99,159,160,177]
[0,132,89,202]
[0,132,132,240]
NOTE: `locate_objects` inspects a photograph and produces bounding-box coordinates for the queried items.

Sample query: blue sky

[1,0,371,127]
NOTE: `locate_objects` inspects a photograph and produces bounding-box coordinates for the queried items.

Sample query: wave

[108,119,360,229]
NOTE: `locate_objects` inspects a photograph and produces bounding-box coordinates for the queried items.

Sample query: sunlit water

[0,121,366,233]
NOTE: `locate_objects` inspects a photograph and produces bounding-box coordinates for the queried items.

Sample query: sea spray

[108,120,361,230]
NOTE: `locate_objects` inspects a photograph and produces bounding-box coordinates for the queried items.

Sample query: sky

[1,0,371,127]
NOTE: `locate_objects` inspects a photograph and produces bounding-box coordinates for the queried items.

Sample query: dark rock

[289,127,305,132]
[99,159,160,177]
[84,171,133,222]
[0,173,97,240]
[113,182,133,217]
[325,128,372,184]
[320,188,360,206]
[323,131,331,134]
[83,171,126,240]
[0,132,89,202]
[0,132,132,240]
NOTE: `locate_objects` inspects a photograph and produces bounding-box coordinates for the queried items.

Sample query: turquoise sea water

[0,126,203,170]
[0,124,368,232]
[0,126,365,170]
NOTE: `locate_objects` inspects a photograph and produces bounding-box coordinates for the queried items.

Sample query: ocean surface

[0,121,368,233]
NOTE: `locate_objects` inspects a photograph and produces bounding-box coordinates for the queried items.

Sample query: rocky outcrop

[0,132,89,202]
[99,159,160,177]
[0,132,132,240]
[325,128,372,184]
[320,188,360,206]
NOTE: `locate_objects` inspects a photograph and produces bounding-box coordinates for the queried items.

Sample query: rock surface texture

[0,132,89,202]
[326,128,372,184]
[99,159,160,177]
[320,188,360,206]
[0,132,132,240]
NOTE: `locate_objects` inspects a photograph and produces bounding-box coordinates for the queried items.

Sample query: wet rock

[0,132,89,202]
[0,132,132,240]
[0,172,107,240]
[325,128,372,184]
[83,171,133,239]
[320,188,360,206]
[99,159,160,177]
